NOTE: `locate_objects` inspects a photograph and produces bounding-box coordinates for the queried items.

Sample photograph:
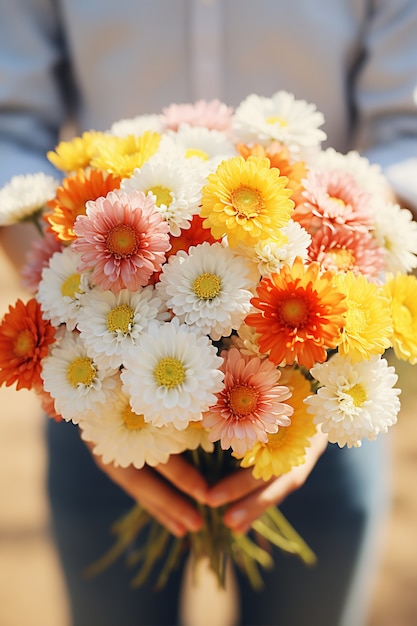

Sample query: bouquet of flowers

[1,91,417,589]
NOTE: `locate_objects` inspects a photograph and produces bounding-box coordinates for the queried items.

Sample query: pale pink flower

[202,347,293,456]
[293,169,374,233]
[309,225,385,279]
[72,190,170,293]
[161,99,233,133]
[21,232,63,293]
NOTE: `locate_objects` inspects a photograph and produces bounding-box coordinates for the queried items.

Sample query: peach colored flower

[72,190,170,293]
[202,347,293,456]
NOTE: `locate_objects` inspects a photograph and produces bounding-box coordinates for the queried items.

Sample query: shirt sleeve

[352,0,417,209]
[0,0,75,186]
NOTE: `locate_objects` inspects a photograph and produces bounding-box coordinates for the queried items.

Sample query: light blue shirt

[0,0,416,205]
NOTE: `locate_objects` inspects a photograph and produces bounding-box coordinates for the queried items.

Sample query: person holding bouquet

[0,1,416,625]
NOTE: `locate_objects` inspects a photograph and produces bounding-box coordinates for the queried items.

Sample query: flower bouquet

[1,91,417,590]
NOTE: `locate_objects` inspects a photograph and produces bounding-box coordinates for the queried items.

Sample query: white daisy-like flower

[0,172,58,226]
[76,285,164,370]
[232,91,326,154]
[37,246,91,330]
[109,113,165,137]
[120,318,224,429]
[121,156,202,236]
[173,420,215,454]
[156,242,254,341]
[167,123,237,174]
[41,330,119,424]
[79,380,185,469]
[373,202,417,274]
[253,221,311,277]
[305,352,400,448]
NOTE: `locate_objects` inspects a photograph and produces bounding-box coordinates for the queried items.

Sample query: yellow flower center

[228,384,259,418]
[329,196,346,208]
[185,148,209,160]
[148,185,173,207]
[61,273,82,298]
[279,296,309,328]
[328,248,355,272]
[154,357,185,388]
[193,273,221,300]
[266,116,288,127]
[346,383,367,407]
[264,427,287,448]
[345,304,366,331]
[67,357,96,387]
[122,403,146,430]
[231,186,264,219]
[106,224,138,257]
[13,329,35,358]
[107,304,134,334]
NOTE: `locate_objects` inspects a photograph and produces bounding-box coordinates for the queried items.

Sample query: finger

[206,467,273,508]
[155,455,209,504]
[223,473,300,533]
[95,459,204,537]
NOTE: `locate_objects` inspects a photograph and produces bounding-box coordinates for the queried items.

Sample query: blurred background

[1,242,417,626]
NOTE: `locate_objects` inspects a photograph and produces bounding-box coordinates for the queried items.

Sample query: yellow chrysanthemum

[200,155,294,248]
[47,131,106,173]
[383,272,417,364]
[90,131,161,178]
[239,367,317,479]
[335,271,393,362]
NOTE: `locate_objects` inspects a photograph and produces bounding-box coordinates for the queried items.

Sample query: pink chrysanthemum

[293,169,374,233]
[308,225,385,279]
[21,232,63,293]
[161,99,234,133]
[72,190,170,293]
[202,347,293,456]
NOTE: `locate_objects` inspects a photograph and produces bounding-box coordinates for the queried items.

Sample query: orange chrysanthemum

[0,298,56,390]
[246,257,347,369]
[237,142,307,205]
[44,169,121,242]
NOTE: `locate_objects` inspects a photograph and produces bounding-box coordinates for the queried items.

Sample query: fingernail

[207,490,228,507]
[225,508,247,528]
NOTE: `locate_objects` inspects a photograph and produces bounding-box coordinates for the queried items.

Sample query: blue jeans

[46,418,390,626]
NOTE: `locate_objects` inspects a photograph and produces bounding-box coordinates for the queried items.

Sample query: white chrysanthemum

[120,319,224,429]
[253,221,311,277]
[121,156,202,236]
[305,352,400,448]
[167,123,237,174]
[41,330,119,424]
[232,91,326,153]
[314,148,388,198]
[79,380,184,468]
[373,202,417,274]
[37,246,90,330]
[76,285,164,370]
[109,114,165,137]
[0,172,58,225]
[173,420,215,454]
[156,242,254,340]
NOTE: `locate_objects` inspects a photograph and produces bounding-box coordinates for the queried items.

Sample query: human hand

[205,430,328,534]
[89,447,209,538]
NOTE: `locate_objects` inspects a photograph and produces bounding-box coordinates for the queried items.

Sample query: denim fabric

[46,418,389,626]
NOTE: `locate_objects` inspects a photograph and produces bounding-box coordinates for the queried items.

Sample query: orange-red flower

[0,298,56,390]
[246,257,347,369]
[44,169,121,243]
[167,214,220,258]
